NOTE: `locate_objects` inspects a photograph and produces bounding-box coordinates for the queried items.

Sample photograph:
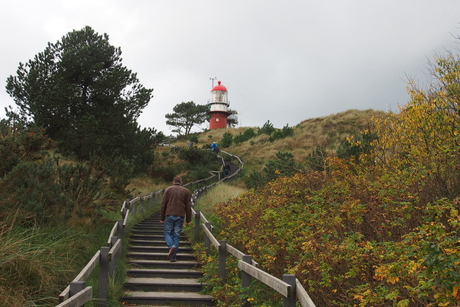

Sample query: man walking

[160,176,192,262]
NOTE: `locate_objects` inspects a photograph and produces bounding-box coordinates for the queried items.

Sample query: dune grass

[175,109,389,173]
[0,224,82,306]
[194,182,247,218]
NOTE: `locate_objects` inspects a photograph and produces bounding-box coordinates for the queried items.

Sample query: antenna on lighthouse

[209,76,217,88]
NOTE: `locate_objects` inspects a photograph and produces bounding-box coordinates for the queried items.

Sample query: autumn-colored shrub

[215,49,460,303]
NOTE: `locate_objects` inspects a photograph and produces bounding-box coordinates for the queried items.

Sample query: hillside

[175,108,389,171]
[195,98,460,306]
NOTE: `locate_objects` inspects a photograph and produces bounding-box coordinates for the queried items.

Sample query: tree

[165,101,208,135]
[6,26,154,163]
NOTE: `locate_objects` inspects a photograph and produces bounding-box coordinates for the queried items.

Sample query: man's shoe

[170,258,177,262]
[167,246,176,260]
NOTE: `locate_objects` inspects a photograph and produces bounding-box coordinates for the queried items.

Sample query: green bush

[234,128,256,144]
[0,158,105,226]
[258,120,276,135]
[263,151,300,182]
[305,146,327,171]
[337,130,377,161]
[189,135,199,144]
[0,123,51,176]
[268,124,294,142]
[220,132,233,148]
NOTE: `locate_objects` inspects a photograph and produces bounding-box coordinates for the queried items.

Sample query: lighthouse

[208,81,231,130]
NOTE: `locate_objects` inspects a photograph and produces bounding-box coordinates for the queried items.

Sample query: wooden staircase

[121,212,215,306]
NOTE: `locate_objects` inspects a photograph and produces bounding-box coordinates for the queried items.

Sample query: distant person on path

[210,142,219,153]
[224,162,231,177]
[160,176,192,262]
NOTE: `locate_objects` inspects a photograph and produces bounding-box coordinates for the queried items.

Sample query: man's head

[173,176,182,185]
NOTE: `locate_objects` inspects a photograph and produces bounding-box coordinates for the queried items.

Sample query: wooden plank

[296,279,316,307]
[73,250,101,282]
[58,286,70,302]
[130,196,140,204]
[226,243,245,260]
[201,223,220,250]
[108,238,121,261]
[200,212,210,225]
[226,244,259,267]
[106,222,118,246]
[56,287,92,307]
[238,260,291,298]
[119,200,128,214]
[123,209,129,227]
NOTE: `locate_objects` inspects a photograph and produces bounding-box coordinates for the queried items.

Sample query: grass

[126,176,168,196]
[0,199,137,306]
[175,109,389,173]
[0,224,81,306]
[0,108,389,306]
[194,182,247,220]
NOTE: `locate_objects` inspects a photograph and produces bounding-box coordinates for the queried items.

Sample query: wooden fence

[56,149,316,307]
[56,190,162,307]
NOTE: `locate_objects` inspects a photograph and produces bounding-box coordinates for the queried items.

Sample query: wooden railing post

[131,202,137,215]
[241,255,252,307]
[204,222,211,254]
[283,274,296,307]
[218,240,226,280]
[194,210,201,242]
[139,197,144,214]
[97,246,109,306]
[117,219,124,239]
[70,281,86,306]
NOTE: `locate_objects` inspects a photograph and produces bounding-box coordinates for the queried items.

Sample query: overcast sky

[1,0,459,135]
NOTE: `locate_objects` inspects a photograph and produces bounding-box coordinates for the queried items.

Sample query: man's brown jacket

[160,184,192,223]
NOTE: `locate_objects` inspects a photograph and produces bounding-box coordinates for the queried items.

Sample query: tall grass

[194,183,247,221]
[0,224,77,306]
[0,203,127,306]
[174,109,389,174]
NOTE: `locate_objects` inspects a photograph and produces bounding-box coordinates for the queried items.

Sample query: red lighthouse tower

[208,81,230,130]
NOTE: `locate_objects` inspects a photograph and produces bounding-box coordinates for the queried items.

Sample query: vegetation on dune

[201,48,460,306]
[2,24,460,307]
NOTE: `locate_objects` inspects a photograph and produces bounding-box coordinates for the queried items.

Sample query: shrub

[337,130,377,161]
[0,158,106,226]
[220,132,233,148]
[263,151,300,182]
[258,120,276,135]
[234,128,256,144]
[189,135,199,144]
[268,124,294,142]
[305,146,327,171]
[0,123,51,176]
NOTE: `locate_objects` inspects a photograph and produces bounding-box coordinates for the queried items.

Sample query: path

[121,211,215,306]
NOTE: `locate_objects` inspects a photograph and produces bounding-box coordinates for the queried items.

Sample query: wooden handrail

[238,260,292,298]
[296,279,316,307]
[58,250,101,302]
[56,287,92,307]
[57,148,315,307]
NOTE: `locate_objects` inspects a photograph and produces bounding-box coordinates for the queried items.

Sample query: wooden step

[122,291,215,306]
[121,212,215,306]
[124,277,207,292]
[128,245,193,254]
[127,268,203,279]
[129,239,191,247]
[127,252,196,261]
[129,234,188,241]
[128,259,200,270]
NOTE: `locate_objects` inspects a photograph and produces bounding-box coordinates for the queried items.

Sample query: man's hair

[173,176,182,184]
